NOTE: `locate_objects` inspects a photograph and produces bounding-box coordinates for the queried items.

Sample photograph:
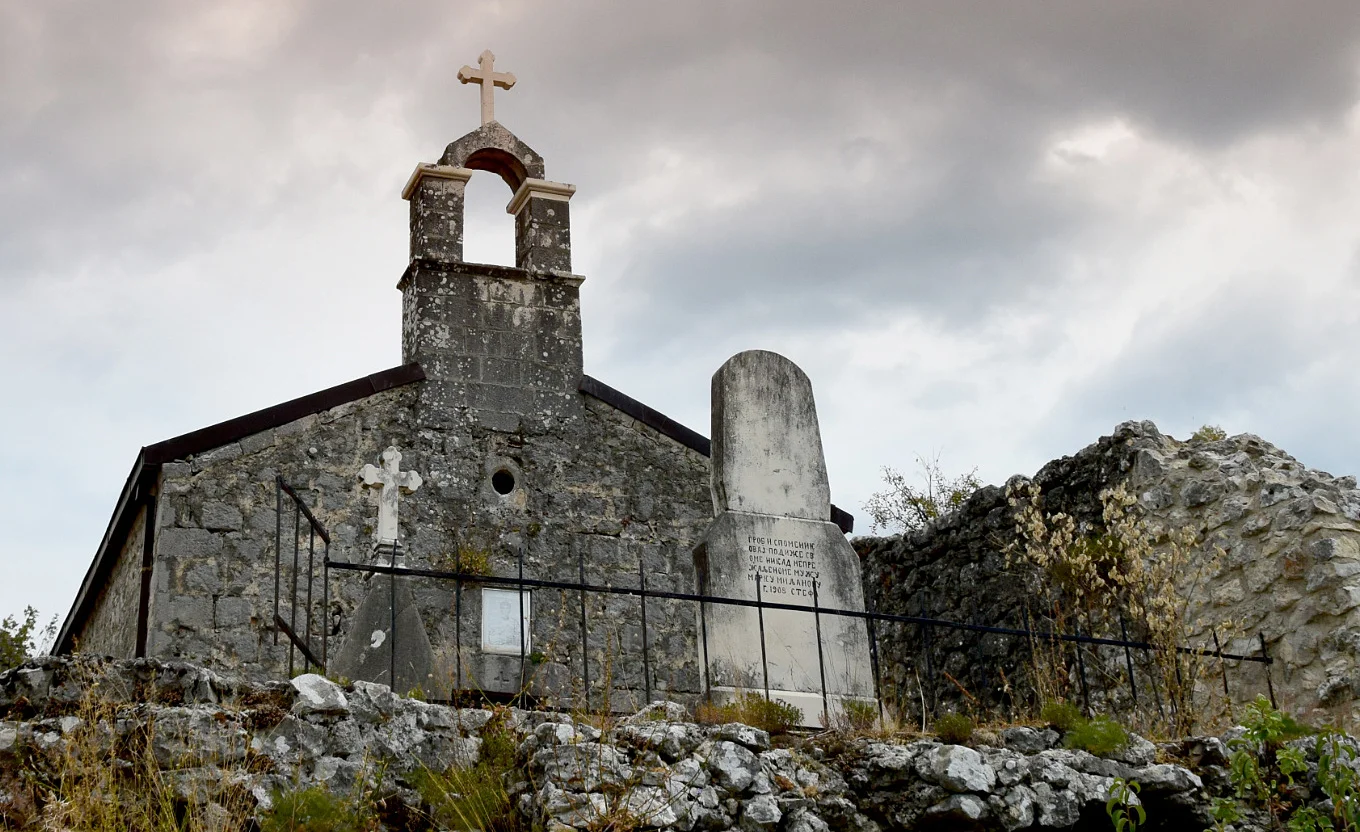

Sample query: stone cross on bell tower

[457,49,516,125]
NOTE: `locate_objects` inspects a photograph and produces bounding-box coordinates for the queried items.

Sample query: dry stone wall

[860,421,1360,725]
[0,656,1229,832]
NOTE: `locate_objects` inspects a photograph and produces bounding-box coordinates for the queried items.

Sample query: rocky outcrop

[860,421,1360,725]
[0,655,1257,831]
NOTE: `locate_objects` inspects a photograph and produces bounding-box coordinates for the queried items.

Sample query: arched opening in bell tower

[462,170,516,267]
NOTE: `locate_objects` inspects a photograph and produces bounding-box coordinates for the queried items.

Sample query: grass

[694,692,803,734]
[409,709,522,832]
[933,712,975,745]
[260,784,379,832]
[1063,716,1130,756]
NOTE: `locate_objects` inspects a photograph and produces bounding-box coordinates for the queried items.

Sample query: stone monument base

[694,510,876,728]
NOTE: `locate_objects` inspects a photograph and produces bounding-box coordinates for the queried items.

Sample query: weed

[841,700,879,732]
[1210,697,1351,831]
[260,784,379,832]
[933,712,974,745]
[1063,716,1129,756]
[1040,700,1084,732]
[1106,778,1145,832]
[694,692,803,734]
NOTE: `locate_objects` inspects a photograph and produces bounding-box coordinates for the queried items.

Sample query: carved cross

[359,447,423,546]
[457,49,516,125]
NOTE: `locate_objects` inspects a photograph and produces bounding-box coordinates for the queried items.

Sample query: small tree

[1,607,55,673]
[863,454,983,534]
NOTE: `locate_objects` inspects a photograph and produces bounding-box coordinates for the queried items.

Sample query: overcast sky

[4,1,1360,631]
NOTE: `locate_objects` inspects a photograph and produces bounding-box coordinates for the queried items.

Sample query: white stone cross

[360,447,423,546]
[457,49,516,125]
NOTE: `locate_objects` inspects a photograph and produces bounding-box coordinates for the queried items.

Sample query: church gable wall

[147,384,419,678]
[75,504,147,657]
[357,389,712,706]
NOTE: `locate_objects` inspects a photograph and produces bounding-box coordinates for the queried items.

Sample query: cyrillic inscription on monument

[745,535,820,597]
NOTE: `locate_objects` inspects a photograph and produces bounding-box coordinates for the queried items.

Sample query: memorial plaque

[694,350,875,725]
[481,588,532,654]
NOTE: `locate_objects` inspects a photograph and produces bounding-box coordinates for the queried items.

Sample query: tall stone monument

[693,350,874,725]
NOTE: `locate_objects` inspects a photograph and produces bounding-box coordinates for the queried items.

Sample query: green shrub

[933,712,974,745]
[1039,700,1083,732]
[695,692,803,734]
[260,784,377,832]
[1191,424,1228,442]
[1063,716,1129,756]
[1,607,54,673]
[841,700,879,732]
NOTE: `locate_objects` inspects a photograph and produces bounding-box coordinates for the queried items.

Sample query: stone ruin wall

[103,377,715,710]
[860,420,1360,726]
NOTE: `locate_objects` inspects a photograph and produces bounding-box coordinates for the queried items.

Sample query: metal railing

[273,478,1274,719]
[274,477,330,675]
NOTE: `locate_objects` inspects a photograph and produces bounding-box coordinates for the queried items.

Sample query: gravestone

[693,350,875,725]
[332,447,438,695]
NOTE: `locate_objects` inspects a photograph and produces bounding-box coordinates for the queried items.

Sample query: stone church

[54,54,853,709]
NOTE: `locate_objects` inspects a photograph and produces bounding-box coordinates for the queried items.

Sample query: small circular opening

[491,469,516,495]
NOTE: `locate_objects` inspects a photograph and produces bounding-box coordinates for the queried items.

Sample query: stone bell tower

[398,50,582,434]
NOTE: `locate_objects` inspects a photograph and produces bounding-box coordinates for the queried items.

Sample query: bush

[933,712,974,745]
[1191,424,1228,442]
[695,692,803,734]
[1063,716,1129,756]
[1,607,54,673]
[1039,700,1084,732]
[863,455,982,534]
[260,784,378,832]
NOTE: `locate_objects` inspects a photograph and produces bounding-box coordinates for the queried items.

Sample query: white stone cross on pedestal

[457,49,517,125]
[360,447,423,548]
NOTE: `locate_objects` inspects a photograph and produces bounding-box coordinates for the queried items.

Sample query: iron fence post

[1213,629,1232,720]
[322,538,330,670]
[866,592,885,729]
[638,552,651,706]
[290,506,300,677]
[274,478,282,647]
[517,543,527,703]
[699,571,712,704]
[579,547,590,712]
[813,579,829,727]
[1119,613,1138,707]
[756,573,770,702]
[1074,622,1091,718]
[305,525,315,672]
[1259,632,1276,709]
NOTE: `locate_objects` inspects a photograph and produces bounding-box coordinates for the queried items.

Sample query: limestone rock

[290,674,349,717]
[921,745,996,793]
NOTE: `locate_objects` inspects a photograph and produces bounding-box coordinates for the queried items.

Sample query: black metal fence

[274,477,329,676]
[273,478,1275,721]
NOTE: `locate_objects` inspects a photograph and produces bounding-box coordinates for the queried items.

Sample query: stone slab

[710,350,831,520]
